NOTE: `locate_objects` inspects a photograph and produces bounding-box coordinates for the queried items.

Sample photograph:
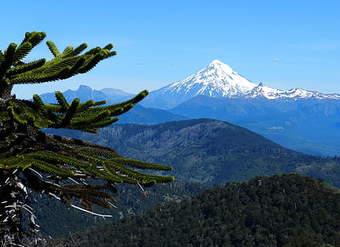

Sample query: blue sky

[1,0,340,99]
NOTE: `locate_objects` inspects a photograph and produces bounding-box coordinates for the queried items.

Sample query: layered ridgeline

[52,174,340,247]
[38,71,340,156]
[37,60,340,156]
[141,60,340,156]
[43,119,340,188]
[41,119,339,239]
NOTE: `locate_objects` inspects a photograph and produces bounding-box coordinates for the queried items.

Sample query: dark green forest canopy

[54,174,340,247]
[32,180,208,238]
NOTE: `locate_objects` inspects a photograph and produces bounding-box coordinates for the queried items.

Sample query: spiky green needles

[0,31,116,99]
[0,32,174,218]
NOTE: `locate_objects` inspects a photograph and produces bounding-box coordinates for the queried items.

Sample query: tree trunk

[0,80,13,100]
[0,170,24,246]
[0,103,39,246]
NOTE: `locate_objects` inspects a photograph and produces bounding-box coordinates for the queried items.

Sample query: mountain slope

[142,60,340,109]
[58,174,340,247]
[38,84,142,104]
[139,60,340,156]
[39,85,127,104]
[161,60,256,97]
[99,87,133,98]
[117,104,187,124]
[36,81,340,156]
[43,118,340,187]
[171,96,340,156]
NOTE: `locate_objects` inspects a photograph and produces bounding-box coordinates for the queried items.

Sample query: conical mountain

[142,60,340,109]
[142,60,257,109]
[158,59,257,98]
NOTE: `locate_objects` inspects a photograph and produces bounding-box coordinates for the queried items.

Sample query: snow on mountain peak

[210,59,223,64]
[159,60,257,98]
[208,59,234,73]
[153,60,340,100]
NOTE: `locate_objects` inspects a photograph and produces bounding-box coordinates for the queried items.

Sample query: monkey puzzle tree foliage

[0,31,174,246]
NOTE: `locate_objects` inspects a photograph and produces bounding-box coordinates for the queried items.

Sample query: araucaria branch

[0,31,174,246]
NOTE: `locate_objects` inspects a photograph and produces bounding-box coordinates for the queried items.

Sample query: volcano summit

[143,60,340,109]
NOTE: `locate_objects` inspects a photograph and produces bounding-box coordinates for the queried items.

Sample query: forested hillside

[43,118,340,187]
[32,181,207,237]
[51,174,340,247]
[38,118,340,241]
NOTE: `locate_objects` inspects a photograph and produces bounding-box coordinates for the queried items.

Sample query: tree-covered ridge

[45,118,340,187]
[32,181,207,238]
[0,31,174,246]
[56,174,340,247]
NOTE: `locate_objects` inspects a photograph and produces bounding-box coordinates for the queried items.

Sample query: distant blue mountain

[38,85,187,124]
[169,95,340,156]
[140,60,340,156]
[39,85,133,104]
[38,75,340,156]
[118,104,187,124]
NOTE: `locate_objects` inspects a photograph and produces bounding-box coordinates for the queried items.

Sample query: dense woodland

[32,181,207,237]
[49,174,340,247]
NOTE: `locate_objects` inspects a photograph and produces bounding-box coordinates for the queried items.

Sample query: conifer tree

[0,31,174,246]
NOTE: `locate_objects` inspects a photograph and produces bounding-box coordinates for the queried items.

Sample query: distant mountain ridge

[38,85,187,124]
[41,118,340,243]
[138,59,340,156]
[36,70,340,155]
[43,118,340,187]
[170,95,340,156]
[39,85,133,104]
[142,60,340,109]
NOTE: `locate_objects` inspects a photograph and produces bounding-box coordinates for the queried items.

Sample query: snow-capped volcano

[157,60,257,98]
[152,59,340,100]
